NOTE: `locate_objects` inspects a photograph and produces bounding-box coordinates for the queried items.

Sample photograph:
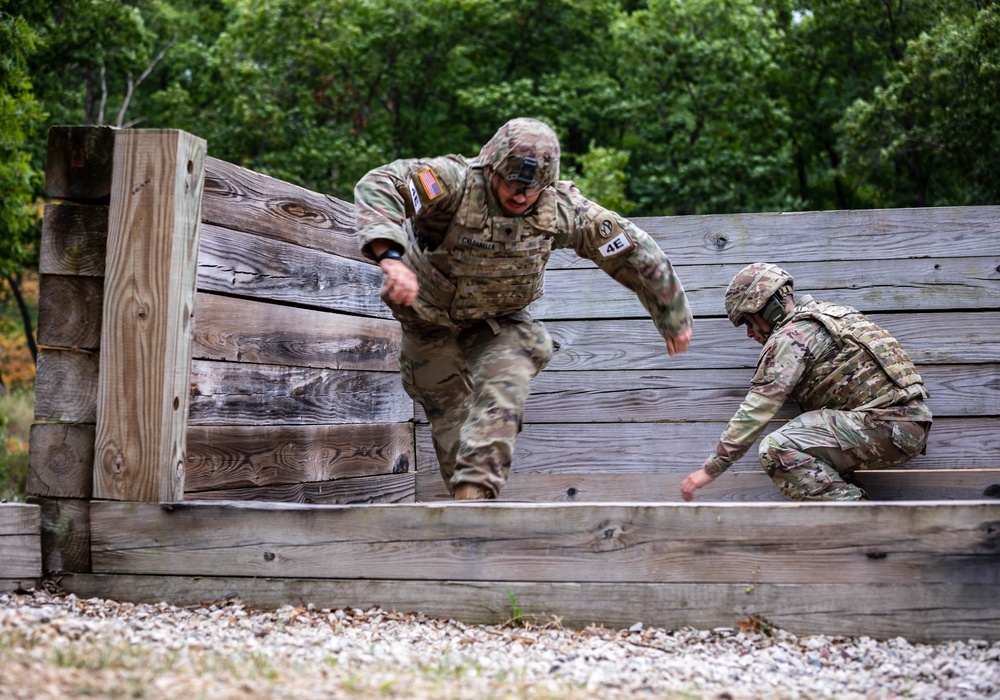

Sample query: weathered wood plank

[188,359,412,426]
[203,157,362,262]
[28,423,95,499]
[415,364,999,423]
[185,473,415,504]
[547,312,1000,371]
[89,500,1000,586]
[56,573,1000,642]
[415,418,1000,476]
[94,129,206,502]
[197,223,390,318]
[33,348,99,423]
[531,256,1000,319]
[36,274,103,349]
[548,206,1000,268]
[414,466,1000,503]
[0,503,42,578]
[185,423,413,491]
[27,497,90,574]
[44,125,116,201]
[192,293,400,371]
[39,203,108,275]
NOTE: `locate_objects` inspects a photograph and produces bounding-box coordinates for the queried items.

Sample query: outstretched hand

[680,467,716,501]
[380,259,419,306]
[666,328,692,356]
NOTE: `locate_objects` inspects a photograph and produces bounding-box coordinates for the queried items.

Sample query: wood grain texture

[89,500,1000,586]
[185,472,415,504]
[188,359,412,426]
[33,348,99,423]
[414,466,1000,503]
[0,502,42,579]
[197,223,390,318]
[94,129,206,502]
[36,274,103,349]
[185,423,413,491]
[546,206,1000,267]
[192,292,400,371]
[56,573,1000,641]
[530,256,1000,319]
[28,423,95,499]
[39,203,108,275]
[202,157,362,262]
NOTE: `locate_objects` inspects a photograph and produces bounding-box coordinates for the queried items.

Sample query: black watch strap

[375,247,404,263]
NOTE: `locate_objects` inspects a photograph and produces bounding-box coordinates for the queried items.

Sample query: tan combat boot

[453,483,491,500]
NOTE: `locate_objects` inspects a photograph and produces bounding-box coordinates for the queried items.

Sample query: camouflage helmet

[724,263,794,327]
[477,118,560,188]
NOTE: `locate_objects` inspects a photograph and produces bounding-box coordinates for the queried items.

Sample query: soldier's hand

[680,467,715,501]
[666,328,691,356]
[380,259,419,306]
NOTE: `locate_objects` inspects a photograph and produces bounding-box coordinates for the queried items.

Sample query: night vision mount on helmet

[477,117,560,189]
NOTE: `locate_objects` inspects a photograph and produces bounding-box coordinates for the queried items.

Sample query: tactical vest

[402,165,558,321]
[780,298,924,411]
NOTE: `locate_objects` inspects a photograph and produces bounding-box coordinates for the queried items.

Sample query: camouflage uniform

[355,118,692,497]
[704,263,932,501]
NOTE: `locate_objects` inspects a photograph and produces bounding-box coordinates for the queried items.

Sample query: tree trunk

[4,272,38,364]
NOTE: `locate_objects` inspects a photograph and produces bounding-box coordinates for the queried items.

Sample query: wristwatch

[375,247,404,263]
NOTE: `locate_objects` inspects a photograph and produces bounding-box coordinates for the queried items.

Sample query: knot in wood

[263,551,276,561]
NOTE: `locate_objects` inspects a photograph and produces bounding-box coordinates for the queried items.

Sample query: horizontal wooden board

[57,573,1000,642]
[33,348,100,423]
[415,364,999,423]
[197,223,389,318]
[188,358,412,426]
[0,504,42,578]
[185,472,415,504]
[89,500,1000,586]
[415,418,1000,476]
[547,206,1000,268]
[530,256,1000,319]
[39,203,108,275]
[414,466,1000,503]
[546,312,1000,371]
[203,157,363,262]
[192,292,400,371]
[185,423,414,491]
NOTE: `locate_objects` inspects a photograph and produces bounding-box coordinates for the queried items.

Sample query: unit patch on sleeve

[599,231,633,258]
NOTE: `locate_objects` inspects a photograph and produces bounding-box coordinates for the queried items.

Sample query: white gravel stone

[0,590,998,699]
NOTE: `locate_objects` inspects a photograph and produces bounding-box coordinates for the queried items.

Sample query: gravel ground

[1,589,997,699]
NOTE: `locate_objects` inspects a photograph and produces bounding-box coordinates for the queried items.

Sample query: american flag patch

[418,168,443,199]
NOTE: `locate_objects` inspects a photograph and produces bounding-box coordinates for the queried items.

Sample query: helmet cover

[478,118,560,188]
[724,263,794,326]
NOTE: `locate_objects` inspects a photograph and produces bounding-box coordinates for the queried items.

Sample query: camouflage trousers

[392,305,553,498]
[758,408,930,501]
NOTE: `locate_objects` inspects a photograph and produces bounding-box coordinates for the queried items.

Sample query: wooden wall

[416,207,1000,501]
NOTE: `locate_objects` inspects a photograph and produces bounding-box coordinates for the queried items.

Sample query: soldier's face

[744,314,772,345]
[491,173,542,216]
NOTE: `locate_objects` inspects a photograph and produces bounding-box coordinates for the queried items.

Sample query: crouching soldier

[681,263,932,502]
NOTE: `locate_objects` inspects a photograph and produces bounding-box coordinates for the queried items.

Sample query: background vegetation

[0,0,997,498]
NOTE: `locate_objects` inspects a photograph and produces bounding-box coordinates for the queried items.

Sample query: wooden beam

[28,423,95,498]
[39,203,108,275]
[185,423,414,491]
[184,472,416,504]
[93,129,206,501]
[44,125,116,201]
[57,573,1000,642]
[0,503,41,579]
[89,500,1000,586]
[37,274,103,349]
[27,497,90,574]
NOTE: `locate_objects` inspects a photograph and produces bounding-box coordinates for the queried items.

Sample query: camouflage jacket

[353,155,692,337]
[703,295,932,477]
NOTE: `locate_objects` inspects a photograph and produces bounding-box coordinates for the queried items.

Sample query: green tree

[839,6,1000,207]
[0,8,46,385]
